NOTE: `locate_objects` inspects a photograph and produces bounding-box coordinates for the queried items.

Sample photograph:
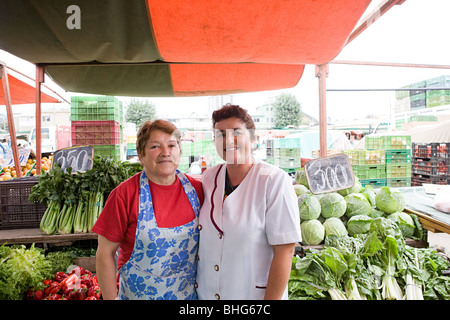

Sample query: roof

[0,0,371,97]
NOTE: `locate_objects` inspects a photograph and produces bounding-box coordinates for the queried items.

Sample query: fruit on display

[0,156,53,180]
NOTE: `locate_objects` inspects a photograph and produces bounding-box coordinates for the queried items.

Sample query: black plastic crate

[0,176,47,230]
[412,142,450,159]
[411,173,449,186]
[412,158,450,176]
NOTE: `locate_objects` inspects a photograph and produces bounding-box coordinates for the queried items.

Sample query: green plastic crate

[71,96,123,122]
[386,163,411,178]
[352,164,386,180]
[387,177,411,188]
[385,150,411,163]
[365,135,411,150]
[343,149,385,165]
[93,144,121,160]
[360,178,387,189]
[273,148,301,158]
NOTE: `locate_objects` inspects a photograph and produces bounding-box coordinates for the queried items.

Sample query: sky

[1,0,449,123]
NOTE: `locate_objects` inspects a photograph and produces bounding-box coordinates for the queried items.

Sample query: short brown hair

[136,119,181,157]
[212,104,256,140]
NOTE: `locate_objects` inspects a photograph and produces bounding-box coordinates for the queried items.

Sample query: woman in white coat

[196,104,301,300]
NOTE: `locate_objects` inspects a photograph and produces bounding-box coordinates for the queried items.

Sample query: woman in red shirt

[92,120,203,300]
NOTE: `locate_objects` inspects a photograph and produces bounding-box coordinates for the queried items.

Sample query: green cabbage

[375,187,406,214]
[298,193,321,221]
[370,208,385,219]
[387,211,415,238]
[323,217,348,237]
[319,192,346,218]
[293,184,310,197]
[295,168,309,188]
[361,185,376,206]
[344,193,372,218]
[337,177,362,196]
[301,219,325,245]
[347,214,373,236]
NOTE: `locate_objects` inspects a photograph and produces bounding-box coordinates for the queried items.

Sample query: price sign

[52,145,94,173]
[304,153,355,194]
[2,148,31,167]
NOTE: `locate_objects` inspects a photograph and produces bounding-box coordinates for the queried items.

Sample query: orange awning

[0,0,371,96]
[0,73,59,105]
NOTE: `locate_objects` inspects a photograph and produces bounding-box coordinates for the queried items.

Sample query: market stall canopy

[0,72,59,105]
[0,0,371,97]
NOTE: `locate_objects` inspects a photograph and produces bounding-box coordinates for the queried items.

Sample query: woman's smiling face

[138,129,181,184]
[214,117,254,165]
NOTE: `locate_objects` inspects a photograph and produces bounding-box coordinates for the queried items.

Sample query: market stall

[0,0,449,301]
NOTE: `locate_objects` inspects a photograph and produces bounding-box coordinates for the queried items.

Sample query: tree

[272,93,302,128]
[125,98,157,128]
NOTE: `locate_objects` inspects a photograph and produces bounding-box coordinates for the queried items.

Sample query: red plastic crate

[71,120,121,145]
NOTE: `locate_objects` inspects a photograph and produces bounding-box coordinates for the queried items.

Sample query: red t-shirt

[91,172,203,270]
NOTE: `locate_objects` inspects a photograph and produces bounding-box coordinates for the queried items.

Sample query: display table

[396,186,450,234]
[0,228,98,245]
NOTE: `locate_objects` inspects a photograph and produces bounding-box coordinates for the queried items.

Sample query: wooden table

[0,228,98,245]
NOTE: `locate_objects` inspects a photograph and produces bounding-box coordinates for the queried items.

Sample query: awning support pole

[316,64,328,158]
[0,63,22,177]
[35,64,45,175]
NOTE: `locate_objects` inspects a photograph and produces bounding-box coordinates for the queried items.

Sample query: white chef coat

[196,160,301,300]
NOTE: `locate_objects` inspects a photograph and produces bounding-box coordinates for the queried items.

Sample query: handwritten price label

[304,154,355,194]
[52,145,93,173]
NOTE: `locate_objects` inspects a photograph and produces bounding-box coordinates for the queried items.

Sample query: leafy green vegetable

[337,177,362,196]
[347,214,373,236]
[323,217,348,237]
[387,211,415,238]
[319,192,346,219]
[294,168,309,188]
[293,184,310,197]
[298,194,321,221]
[344,193,372,218]
[375,186,406,214]
[0,244,52,300]
[300,219,325,245]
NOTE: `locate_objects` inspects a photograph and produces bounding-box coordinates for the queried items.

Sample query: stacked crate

[364,134,412,188]
[71,96,124,160]
[411,142,450,186]
[426,75,450,108]
[266,138,301,173]
[343,149,387,188]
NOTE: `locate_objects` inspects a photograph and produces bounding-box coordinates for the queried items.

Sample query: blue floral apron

[117,170,200,300]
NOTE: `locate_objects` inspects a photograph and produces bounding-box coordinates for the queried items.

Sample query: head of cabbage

[319,192,346,219]
[375,186,406,214]
[337,177,362,196]
[344,193,372,218]
[361,185,376,206]
[323,217,348,237]
[298,193,321,221]
[295,168,309,188]
[293,184,310,197]
[347,214,373,236]
[300,219,325,245]
[387,211,415,238]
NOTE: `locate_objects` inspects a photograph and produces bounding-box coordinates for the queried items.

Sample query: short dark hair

[212,104,256,140]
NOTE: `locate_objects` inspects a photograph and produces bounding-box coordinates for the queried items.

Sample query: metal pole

[0,63,22,177]
[316,64,328,158]
[35,64,45,175]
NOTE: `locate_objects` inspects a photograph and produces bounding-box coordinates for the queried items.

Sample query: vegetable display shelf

[0,228,97,246]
